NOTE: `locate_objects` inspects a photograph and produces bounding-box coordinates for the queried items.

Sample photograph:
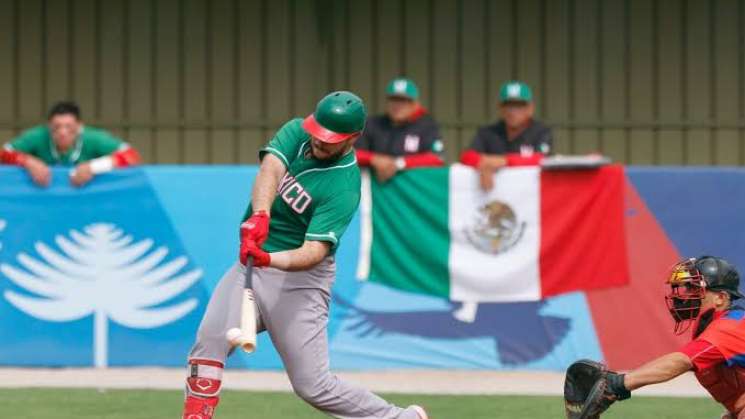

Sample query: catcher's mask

[665,258,707,335]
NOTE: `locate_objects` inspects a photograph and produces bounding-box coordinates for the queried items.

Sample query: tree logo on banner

[1,223,202,368]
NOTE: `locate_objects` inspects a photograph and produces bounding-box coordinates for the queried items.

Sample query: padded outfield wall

[0,166,741,371]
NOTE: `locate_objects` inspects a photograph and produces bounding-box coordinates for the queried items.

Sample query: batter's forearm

[624,352,693,390]
[252,154,287,214]
[270,241,330,272]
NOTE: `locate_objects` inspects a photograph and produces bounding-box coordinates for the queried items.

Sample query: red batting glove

[240,211,270,246]
[240,240,271,267]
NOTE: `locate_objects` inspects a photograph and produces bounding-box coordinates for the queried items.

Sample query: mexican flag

[356,164,629,303]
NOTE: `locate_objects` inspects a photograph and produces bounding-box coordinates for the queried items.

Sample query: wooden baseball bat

[228,258,257,353]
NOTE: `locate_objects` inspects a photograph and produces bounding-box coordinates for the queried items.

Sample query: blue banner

[1,166,742,370]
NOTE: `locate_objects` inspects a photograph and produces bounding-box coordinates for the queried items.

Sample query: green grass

[0,388,723,419]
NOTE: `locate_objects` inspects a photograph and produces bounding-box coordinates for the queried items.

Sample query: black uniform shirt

[468,120,552,155]
[357,112,443,156]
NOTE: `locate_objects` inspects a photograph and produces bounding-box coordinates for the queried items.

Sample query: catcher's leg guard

[183,358,224,419]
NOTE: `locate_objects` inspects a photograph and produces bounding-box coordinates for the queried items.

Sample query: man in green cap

[182,91,429,419]
[460,80,553,190]
[0,101,141,187]
[356,77,443,183]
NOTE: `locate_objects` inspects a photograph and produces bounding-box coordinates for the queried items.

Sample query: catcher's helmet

[695,256,743,299]
[302,91,367,144]
[666,256,743,334]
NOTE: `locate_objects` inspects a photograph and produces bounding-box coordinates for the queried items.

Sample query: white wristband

[395,157,406,170]
[89,156,114,174]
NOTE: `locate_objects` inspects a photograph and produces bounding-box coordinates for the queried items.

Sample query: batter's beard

[310,143,351,161]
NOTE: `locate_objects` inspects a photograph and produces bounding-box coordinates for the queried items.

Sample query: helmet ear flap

[694,255,744,300]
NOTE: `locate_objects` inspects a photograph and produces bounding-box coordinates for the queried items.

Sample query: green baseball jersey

[244,118,361,254]
[5,125,125,165]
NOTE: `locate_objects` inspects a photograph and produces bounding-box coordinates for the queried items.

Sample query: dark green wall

[1,0,744,165]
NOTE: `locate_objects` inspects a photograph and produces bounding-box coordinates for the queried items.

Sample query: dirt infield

[0,368,708,397]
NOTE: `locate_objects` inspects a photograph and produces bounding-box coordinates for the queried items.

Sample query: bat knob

[239,342,256,353]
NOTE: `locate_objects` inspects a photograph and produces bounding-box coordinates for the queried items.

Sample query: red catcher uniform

[681,308,745,416]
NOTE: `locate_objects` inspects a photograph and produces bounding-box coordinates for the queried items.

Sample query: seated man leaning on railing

[356,77,445,183]
[459,81,553,191]
[0,101,141,187]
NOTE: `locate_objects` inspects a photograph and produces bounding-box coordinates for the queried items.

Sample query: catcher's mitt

[564,359,631,419]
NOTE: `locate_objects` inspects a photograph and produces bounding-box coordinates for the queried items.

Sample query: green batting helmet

[302,91,367,144]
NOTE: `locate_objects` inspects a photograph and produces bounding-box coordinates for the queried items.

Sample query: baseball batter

[182,91,428,419]
[564,256,745,419]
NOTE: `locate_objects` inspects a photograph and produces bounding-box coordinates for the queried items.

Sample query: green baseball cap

[385,77,419,100]
[499,81,533,103]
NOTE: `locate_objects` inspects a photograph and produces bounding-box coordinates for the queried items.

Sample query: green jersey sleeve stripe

[296,141,309,159]
[262,146,290,167]
[305,232,338,244]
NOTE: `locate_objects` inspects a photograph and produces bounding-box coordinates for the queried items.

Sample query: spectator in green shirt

[0,101,141,187]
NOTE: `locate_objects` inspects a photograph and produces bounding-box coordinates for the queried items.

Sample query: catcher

[564,255,745,419]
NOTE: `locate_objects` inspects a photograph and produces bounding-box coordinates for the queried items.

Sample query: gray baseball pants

[188,259,419,419]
